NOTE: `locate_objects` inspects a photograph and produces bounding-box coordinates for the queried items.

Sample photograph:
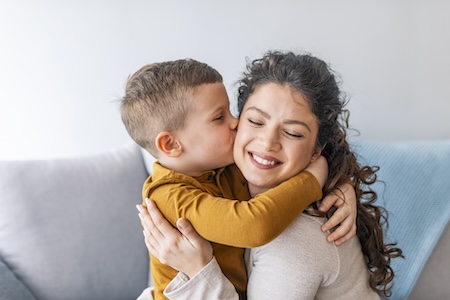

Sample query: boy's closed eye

[213,114,224,121]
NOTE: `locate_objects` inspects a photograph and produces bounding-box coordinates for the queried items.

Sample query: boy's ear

[155,131,183,157]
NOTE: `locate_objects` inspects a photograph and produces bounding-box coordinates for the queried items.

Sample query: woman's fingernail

[138,213,143,220]
[145,198,149,206]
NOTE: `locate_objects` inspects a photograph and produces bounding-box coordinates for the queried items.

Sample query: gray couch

[1,141,449,300]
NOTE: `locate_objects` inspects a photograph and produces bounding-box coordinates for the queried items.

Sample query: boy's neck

[158,158,207,177]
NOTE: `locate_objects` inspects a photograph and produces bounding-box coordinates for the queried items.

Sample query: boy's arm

[146,159,326,248]
[304,156,328,187]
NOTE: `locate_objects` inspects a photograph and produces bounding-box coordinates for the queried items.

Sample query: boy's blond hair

[121,59,223,157]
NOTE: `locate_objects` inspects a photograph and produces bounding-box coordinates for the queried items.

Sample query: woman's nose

[258,130,281,151]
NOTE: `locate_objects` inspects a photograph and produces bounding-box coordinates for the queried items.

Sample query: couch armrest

[0,258,36,300]
[408,223,450,299]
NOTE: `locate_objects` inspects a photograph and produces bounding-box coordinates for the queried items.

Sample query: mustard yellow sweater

[143,162,322,300]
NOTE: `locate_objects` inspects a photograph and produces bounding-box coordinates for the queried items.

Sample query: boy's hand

[305,155,328,188]
[319,183,357,246]
[136,199,213,278]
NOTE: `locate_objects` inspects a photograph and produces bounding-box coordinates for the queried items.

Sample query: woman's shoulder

[252,213,339,265]
[282,213,329,240]
[246,213,341,295]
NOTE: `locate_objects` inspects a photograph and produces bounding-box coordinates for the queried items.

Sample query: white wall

[1,0,449,159]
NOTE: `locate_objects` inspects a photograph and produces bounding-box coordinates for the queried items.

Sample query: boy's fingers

[333,226,357,246]
[318,196,334,212]
[327,221,356,243]
[319,194,344,212]
[321,208,345,232]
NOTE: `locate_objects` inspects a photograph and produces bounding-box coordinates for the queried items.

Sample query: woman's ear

[311,144,325,162]
[155,131,183,157]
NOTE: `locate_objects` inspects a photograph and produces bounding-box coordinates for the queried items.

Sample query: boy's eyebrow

[245,106,311,132]
[209,105,225,116]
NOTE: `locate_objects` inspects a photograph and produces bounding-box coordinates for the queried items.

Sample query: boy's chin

[213,157,234,169]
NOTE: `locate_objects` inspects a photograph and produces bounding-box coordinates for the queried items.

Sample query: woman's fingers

[146,198,180,239]
[142,227,159,256]
[137,204,162,252]
[136,201,213,276]
[176,218,211,251]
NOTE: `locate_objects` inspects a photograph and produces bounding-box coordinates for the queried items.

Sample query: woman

[140,51,402,299]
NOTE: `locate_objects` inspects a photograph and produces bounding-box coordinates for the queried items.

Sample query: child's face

[233,83,319,196]
[177,83,238,175]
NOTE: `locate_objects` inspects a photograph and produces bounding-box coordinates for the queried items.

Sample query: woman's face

[233,83,320,196]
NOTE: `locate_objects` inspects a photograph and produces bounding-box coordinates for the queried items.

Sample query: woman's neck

[248,184,269,197]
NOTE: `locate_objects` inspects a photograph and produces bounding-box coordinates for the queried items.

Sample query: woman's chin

[247,178,277,194]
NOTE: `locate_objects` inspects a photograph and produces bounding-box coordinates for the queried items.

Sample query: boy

[121,59,327,299]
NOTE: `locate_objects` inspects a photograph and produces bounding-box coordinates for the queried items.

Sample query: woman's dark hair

[236,51,403,297]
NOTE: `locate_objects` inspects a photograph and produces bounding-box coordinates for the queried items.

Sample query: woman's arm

[137,201,239,299]
[139,199,213,278]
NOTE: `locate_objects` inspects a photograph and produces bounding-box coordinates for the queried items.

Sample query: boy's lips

[249,152,282,169]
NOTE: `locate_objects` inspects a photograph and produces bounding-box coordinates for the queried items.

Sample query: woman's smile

[249,151,282,168]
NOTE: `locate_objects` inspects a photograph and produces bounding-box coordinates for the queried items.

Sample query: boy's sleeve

[147,170,322,248]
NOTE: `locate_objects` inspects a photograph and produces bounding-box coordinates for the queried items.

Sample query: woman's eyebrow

[246,106,270,119]
[284,119,311,132]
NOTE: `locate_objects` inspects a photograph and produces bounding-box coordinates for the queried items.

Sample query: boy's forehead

[193,83,229,101]
[189,83,230,111]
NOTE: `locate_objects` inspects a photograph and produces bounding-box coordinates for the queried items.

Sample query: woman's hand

[136,199,213,278]
[319,183,357,246]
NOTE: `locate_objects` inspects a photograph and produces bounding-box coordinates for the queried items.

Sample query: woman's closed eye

[248,118,263,126]
[284,130,304,138]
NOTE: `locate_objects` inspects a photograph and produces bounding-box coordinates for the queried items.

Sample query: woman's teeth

[252,153,277,166]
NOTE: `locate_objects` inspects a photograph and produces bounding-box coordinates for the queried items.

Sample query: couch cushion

[353,140,450,300]
[0,258,36,300]
[0,144,150,300]
[141,148,157,175]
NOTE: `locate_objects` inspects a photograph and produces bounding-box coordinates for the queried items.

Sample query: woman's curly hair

[236,51,403,297]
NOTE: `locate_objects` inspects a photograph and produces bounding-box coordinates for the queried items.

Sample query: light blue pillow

[353,140,450,300]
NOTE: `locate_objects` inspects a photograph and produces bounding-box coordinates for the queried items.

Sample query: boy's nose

[230,116,239,130]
